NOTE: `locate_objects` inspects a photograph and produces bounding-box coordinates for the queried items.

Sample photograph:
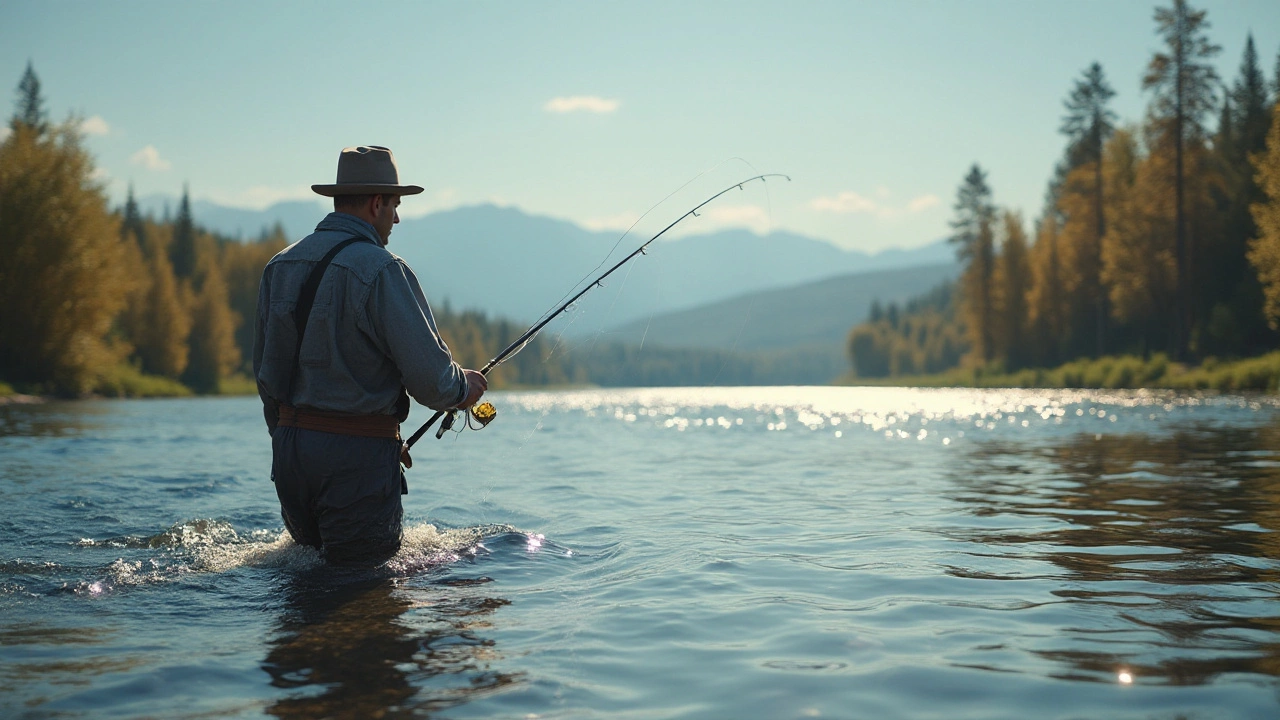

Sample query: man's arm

[368,259,484,411]
[251,269,279,434]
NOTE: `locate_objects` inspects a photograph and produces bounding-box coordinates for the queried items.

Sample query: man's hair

[333,193,395,212]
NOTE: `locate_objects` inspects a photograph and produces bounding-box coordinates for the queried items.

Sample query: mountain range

[605,262,956,351]
[140,195,956,329]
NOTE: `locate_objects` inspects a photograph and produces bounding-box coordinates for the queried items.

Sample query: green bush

[94,363,191,398]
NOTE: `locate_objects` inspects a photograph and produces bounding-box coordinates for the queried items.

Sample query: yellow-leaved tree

[0,96,134,393]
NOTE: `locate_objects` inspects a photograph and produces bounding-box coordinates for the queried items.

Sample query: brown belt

[277,405,401,440]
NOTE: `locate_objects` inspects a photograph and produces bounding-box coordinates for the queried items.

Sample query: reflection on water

[263,570,519,719]
[945,420,1280,685]
[0,400,100,438]
[4,390,1280,717]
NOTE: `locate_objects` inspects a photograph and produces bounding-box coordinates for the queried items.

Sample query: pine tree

[949,165,997,364]
[1273,46,1280,102]
[11,61,48,134]
[1247,102,1280,328]
[1205,34,1275,355]
[183,257,240,393]
[1060,62,1117,355]
[1232,35,1270,156]
[171,184,197,279]
[1103,127,1178,354]
[121,184,146,246]
[1027,213,1066,366]
[994,210,1031,369]
[1142,0,1221,357]
[133,229,191,378]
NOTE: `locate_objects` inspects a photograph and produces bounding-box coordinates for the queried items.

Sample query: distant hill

[137,195,955,326]
[137,195,326,241]
[604,263,958,351]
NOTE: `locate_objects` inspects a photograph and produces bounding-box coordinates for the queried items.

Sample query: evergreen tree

[1232,35,1270,156]
[949,165,997,364]
[183,258,240,392]
[1204,35,1275,355]
[1028,213,1066,366]
[994,210,1031,369]
[171,184,197,279]
[1060,62,1117,355]
[1247,101,1280,328]
[1141,0,1221,357]
[133,229,191,378]
[121,183,146,246]
[1274,46,1280,101]
[11,61,48,134]
[1102,127,1177,354]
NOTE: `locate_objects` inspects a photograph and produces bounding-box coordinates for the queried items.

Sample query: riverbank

[0,365,260,401]
[838,351,1280,392]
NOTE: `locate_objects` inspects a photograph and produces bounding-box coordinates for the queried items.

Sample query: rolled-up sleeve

[366,259,468,411]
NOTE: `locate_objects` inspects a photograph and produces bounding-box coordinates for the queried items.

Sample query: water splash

[68,520,530,594]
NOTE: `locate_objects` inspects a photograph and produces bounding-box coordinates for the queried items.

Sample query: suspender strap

[284,236,363,402]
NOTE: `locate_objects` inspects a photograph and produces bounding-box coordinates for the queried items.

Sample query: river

[1,387,1278,718]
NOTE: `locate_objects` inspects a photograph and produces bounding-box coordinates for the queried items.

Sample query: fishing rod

[403,173,790,452]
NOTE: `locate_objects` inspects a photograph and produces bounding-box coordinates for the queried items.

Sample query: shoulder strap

[284,236,364,402]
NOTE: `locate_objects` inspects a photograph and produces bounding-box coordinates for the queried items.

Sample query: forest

[0,65,799,396]
[0,63,586,397]
[848,0,1280,386]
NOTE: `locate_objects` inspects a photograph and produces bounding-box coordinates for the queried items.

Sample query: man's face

[374,195,401,243]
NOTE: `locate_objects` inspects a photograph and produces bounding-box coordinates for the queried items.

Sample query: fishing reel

[435,401,497,439]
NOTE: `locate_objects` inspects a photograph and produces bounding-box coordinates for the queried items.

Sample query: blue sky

[3,0,1278,252]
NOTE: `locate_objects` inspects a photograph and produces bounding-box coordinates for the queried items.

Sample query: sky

[3,0,1279,253]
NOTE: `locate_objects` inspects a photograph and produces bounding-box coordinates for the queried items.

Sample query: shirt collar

[315,212,383,246]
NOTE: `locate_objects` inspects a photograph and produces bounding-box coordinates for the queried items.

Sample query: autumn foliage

[849,1,1280,379]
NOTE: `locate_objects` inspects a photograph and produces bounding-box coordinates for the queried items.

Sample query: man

[253,145,486,565]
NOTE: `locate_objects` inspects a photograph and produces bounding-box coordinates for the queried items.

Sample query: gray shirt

[253,212,467,430]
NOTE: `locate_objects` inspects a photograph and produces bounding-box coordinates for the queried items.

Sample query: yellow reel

[471,401,497,427]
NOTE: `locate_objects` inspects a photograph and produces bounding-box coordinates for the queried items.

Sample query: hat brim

[312,183,425,197]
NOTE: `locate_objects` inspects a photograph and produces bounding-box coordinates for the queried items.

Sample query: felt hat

[311,145,424,197]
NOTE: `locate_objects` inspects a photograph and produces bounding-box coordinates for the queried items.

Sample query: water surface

[1,387,1278,718]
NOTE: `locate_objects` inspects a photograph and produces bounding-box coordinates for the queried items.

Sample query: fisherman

[253,145,486,565]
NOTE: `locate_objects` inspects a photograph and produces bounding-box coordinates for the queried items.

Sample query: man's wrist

[451,371,469,408]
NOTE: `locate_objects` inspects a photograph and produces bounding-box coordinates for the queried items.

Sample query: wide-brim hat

[312,145,424,197]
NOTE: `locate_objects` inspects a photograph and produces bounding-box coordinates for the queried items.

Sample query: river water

[1,387,1278,719]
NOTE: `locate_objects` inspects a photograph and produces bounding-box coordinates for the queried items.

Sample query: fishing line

[404,170,791,451]
[536,158,754,330]
[710,162,775,387]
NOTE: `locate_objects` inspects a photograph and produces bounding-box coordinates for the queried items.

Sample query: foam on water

[67,518,528,594]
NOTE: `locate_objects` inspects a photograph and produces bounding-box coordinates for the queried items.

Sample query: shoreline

[0,393,48,405]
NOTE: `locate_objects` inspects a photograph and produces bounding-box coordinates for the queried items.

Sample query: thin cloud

[130,145,171,171]
[0,126,10,142]
[811,190,941,220]
[80,115,110,136]
[206,185,316,210]
[907,194,940,212]
[544,96,620,114]
[810,191,877,215]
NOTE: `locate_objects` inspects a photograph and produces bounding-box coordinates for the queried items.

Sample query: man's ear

[369,194,383,216]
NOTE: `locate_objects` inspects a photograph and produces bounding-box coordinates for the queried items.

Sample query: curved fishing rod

[404,172,791,450]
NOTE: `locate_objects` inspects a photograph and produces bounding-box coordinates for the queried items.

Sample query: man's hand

[457,369,488,409]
